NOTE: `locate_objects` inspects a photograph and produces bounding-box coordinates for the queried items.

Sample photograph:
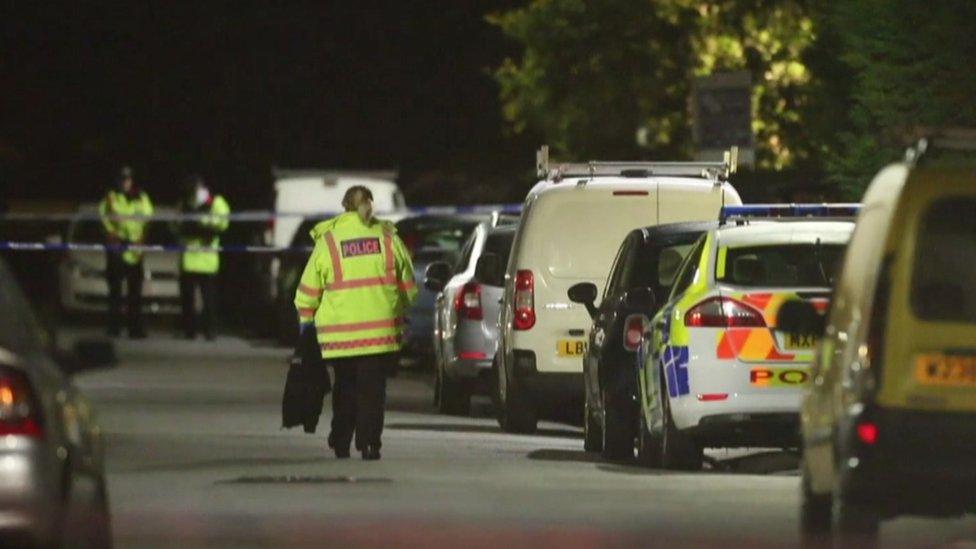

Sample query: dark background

[0,2,534,211]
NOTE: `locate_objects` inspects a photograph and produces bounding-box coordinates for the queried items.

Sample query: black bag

[281,325,331,433]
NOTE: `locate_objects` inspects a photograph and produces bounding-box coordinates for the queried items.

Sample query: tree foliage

[491,0,815,167]
[810,0,976,198]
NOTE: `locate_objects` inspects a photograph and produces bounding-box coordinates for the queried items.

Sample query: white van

[494,148,742,433]
[270,169,406,250]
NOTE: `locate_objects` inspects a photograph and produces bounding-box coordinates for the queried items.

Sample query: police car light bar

[720,203,862,224]
[536,145,739,182]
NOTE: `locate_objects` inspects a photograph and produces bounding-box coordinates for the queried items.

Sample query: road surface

[70,333,976,548]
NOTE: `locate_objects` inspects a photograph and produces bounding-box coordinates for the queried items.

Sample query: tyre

[833,495,879,547]
[436,365,471,416]
[583,399,603,453]
[636,407,662,467]
[660,375,702,470]
[799,467,831,546]
[600,378,636,462]
[499,359,538,434]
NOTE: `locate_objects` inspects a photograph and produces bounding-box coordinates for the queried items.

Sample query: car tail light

[697,393,729,401]
[454,282,483,320]
[685,297,765,328]
[0,368,43,438]
[623,314,646,352]
[856,421,878,445]
[513,270,535,331]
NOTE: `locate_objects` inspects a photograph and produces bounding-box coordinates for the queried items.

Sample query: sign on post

[692,71,755,167]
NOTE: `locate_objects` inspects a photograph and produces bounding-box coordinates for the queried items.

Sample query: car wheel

[833,495,879,547]
[636,407,662,467]
[799,466,831,545]
[600,376,636,462]
[437,369,471,416]
[499,359,537,434]
[660,374,702,470]
[583,399,603,453]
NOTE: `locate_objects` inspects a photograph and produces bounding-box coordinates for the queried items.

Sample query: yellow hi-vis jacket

[294,212,418,359]
[179,195,231,274]
[98,189,154,265]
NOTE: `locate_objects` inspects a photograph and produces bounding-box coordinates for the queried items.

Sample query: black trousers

[106,251,144,334]
[329,353,396,451]
[179,272,217,338]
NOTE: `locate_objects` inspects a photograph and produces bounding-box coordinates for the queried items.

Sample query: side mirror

[424,261,451,292]
[475,253,502,286]
[568,282,599,320]
[623,286,656,312]
[776,300,826,338]
[61,339,116,375]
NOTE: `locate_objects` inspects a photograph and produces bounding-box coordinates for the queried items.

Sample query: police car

[636,205,857,469]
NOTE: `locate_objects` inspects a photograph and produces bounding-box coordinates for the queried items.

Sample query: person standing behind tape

[99,166,153,339]
[177,175,230,340]
[294,186,418,460]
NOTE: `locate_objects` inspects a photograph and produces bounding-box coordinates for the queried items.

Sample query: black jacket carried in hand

[281,325,331,433]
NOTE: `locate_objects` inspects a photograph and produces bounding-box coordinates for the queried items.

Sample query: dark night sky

[0,2,532,208]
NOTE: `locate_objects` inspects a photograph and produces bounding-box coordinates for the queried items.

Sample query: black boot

[361,445,381,461]
[328,433,350,459]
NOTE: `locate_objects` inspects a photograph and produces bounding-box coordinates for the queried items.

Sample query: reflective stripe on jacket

[293,212,418,359]
[180,195,231,274]
[98,190,154,265]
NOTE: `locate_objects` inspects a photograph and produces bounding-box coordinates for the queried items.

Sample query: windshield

[912,197,976,323]
[718,243,846,287]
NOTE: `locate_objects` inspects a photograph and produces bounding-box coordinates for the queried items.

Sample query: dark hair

[342,186,374,212]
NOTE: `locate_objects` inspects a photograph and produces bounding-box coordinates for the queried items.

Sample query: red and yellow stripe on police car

[715,292,827,363]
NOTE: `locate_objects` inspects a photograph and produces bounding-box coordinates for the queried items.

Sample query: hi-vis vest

[180,195,230,274]
[98,190,154,265]
[294,212,418,359]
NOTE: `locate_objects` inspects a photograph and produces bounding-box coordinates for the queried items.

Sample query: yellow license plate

[915,353,976,387]
[557,339,587,357]
[781,332,819,351]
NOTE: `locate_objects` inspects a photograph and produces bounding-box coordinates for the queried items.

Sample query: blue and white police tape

[0,203,523,223]
[0,242,314,254]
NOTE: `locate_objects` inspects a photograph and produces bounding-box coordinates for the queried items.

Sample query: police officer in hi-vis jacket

[294,186,417,460]
[99,166,153,338]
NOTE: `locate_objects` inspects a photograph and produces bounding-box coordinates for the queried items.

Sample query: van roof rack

[904,127,976,165]
[536,145,738,182]
[720,203,862,225]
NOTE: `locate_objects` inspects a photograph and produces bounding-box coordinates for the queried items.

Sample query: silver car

[427,222,515,415]
[0,258,112,546]
[60,206,183,315]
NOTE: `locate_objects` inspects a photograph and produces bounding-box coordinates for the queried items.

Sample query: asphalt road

[69,333,976,548]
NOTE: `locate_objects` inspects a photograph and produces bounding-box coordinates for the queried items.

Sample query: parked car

[397,214,511,360]
[494,148,741,433]
[781,134,976,542]
[0,256,113,546]
[426,222,516,415]
[60,205,183,314]
[637,209,855,469]
[568,222,715,459]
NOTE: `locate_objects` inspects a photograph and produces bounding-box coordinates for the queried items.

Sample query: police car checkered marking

[662,345,690,398]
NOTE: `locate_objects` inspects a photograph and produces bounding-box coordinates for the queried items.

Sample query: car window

[454,235,476,273]
[483,231,515,265]
[668,235,706,301]
[0,259,46,354]
[603,237,634,300]
[912,197,976,322]
[718,244,846,287]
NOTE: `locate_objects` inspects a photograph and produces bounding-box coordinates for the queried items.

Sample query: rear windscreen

[912,197,976,323]
[718,244,845,287]
[484,231,515,266]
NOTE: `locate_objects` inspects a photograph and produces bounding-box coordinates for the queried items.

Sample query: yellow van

[778,131,976,542]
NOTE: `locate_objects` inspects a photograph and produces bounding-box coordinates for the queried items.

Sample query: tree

[491,0,816,169]
[810,0,976,198]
